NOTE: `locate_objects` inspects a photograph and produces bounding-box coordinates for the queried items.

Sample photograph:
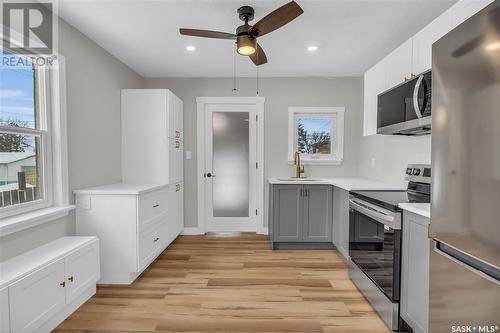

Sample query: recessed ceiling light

[307,45,319,52]
[186,45,196,52]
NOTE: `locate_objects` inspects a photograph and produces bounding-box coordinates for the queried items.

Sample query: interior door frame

[196,97,265,234]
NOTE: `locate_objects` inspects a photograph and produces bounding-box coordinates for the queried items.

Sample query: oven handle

[349,199,401,230]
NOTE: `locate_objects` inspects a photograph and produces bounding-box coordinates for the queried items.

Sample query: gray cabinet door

[302,185,332,242]
[401,211,430,333]
[272,185,302,241]
[333,186,350,259]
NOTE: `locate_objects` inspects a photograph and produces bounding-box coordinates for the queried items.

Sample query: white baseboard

[181,227,204,235]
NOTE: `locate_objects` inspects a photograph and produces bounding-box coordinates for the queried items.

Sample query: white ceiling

[58,0,456,78]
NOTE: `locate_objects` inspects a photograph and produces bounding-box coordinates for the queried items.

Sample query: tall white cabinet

[121,89,183,184]
[75,89,184,285]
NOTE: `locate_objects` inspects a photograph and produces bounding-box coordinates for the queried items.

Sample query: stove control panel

[405,164,431,183]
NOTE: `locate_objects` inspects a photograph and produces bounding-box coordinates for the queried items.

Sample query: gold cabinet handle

[68,276,74,282]
[60,281,66,287]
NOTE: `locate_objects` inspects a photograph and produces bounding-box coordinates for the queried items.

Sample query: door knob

[206,173,216,178]
[68,276,74,282]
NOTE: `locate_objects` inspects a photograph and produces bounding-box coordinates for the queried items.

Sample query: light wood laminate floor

[54,233,391,333]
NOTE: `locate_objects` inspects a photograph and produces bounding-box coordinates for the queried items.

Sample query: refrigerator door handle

[434,240,500,284]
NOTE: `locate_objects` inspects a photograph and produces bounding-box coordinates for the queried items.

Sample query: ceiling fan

[179,1,304,66]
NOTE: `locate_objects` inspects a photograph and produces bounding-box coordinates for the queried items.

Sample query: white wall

[144,77,364,228]
[0,18,144,261]
[357,134,431,187]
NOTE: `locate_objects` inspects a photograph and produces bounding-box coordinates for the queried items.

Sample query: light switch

[370,158,376,169]
[185,151,192,160]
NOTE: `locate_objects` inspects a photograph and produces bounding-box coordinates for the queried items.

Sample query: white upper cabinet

[363,58,386,136]
[412,12,452,75]
[385,38,413,88]
[362,0,493,136]
[449,0,493,30]
[167,91,183,141]
[122,89,184,184]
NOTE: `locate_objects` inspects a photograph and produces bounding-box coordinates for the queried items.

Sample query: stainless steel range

[348,164,431,331]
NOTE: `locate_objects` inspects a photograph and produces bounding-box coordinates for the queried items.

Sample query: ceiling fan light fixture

[237,34,257,55]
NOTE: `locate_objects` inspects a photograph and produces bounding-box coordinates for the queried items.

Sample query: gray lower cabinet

[401,211,430,333]
[332,186,350,259]
[270,184,332,247]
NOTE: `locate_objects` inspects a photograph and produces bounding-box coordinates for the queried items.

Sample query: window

[1,51,57,218]
[288,107,345,165]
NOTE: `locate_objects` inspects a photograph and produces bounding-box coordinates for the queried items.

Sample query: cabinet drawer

[138,188,169,231]
[138,220,167,271]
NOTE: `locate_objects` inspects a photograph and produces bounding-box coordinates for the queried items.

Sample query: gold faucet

[294,151,305,178]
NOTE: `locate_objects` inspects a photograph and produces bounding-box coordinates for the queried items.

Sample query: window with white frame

[0,50,67,220]
[288,107,345,165]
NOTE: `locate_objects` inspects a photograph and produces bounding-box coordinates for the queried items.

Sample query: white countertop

[398,203,431,219]
[73,182,170,195]
[267,177,404,191]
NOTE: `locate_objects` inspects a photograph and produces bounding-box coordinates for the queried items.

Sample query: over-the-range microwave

[377,70,431,135]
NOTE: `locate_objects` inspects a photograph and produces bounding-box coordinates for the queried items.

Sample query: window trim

[287,107,345,165]
[0,39,72,229]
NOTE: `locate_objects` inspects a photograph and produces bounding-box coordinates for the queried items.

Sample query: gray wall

[144,77,363,228]
[0,19,144,261]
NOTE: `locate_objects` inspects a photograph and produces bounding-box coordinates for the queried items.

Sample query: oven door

[349,197,402,302]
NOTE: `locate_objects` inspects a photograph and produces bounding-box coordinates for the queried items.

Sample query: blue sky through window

[0,51,36,128]
[298,117,332,134]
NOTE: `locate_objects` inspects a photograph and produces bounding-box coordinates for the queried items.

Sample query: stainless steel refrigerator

[430,1,500,332]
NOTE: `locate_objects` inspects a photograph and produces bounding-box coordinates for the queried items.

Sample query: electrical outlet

[185,151,192,160]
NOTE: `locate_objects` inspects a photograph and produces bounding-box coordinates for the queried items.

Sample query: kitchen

[0,1,498,332]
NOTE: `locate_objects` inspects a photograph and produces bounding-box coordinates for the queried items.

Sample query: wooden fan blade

[248,1,303,37]
[179,28,236,39]
[249,44,268,66]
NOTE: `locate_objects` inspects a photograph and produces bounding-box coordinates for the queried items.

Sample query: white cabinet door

[363,58,386,136]
[177,182,184,235]
[9,260,66,333]
[175,97,183,141]
[412,11,452,75]
[401,212,430,333]
[0,287,9,333]
[65,241,100,304]
[167,91,183,140]
[385,38,413,88]
[168,139,183,183]
[449,0,493,30]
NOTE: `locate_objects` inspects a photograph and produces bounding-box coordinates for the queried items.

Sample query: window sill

[287,159,343,166]
[0,205,75,237]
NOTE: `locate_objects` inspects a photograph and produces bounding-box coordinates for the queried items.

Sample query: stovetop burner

[351,164,431,211]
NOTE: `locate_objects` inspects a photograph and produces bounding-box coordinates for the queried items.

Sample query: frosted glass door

[212,112,249,217]
[204,104,257,231]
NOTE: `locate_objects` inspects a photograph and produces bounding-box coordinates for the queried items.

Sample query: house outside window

[288,107,345,165]
[1,49,69,221]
